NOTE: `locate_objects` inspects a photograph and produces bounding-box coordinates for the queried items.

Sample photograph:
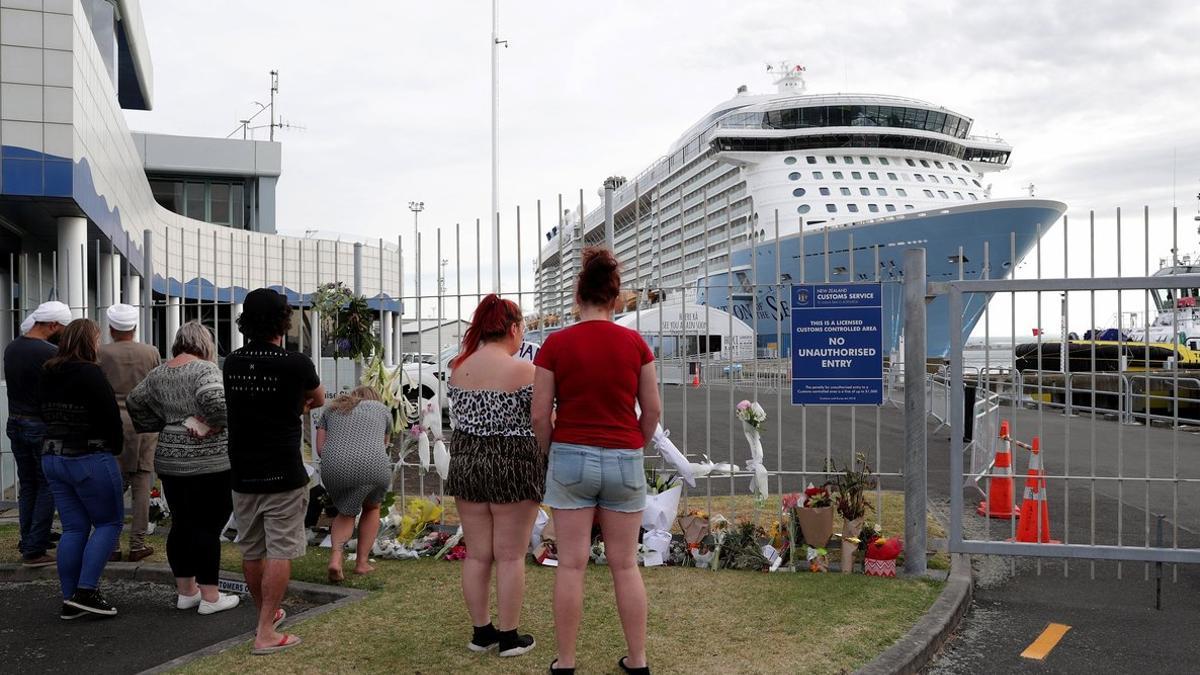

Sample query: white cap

[30,301,72,326]
[19,315,34,335]
[106,303,139,332]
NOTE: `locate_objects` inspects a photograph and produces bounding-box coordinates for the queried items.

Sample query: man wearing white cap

[4,300,72,568]
[98,303,161,562]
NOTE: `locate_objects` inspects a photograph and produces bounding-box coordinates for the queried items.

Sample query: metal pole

[490,0,502,293]
[353,242,363,382]
[903,247,927,575]
[603,177,616,250]
[142,229,154,348]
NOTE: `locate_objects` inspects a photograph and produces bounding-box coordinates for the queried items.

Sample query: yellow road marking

[1020,623,1071,660]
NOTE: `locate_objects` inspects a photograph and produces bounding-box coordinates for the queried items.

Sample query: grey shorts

[543,443,646,512]
[233,487,309,560]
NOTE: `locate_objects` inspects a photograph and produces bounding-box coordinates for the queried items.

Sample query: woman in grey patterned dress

[315,385,391,581]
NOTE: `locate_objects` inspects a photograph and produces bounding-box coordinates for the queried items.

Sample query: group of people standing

[447,247,661,675]
[5,288,324,655]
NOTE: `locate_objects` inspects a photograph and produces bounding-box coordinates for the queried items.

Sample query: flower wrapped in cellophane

[735,400,769,504]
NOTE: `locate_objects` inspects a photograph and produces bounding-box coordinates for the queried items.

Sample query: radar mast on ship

[768,61,807,94]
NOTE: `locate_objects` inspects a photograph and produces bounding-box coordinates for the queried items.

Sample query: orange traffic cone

[1011,437,1059,543]
[977,420,1018,519]
[690,365,701,388]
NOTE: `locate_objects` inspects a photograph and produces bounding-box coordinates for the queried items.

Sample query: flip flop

[273,608,287,629]
[251,634,302,656]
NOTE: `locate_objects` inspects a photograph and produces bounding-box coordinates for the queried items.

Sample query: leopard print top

[447,384,535,437]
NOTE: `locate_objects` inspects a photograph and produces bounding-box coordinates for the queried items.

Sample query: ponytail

[452,294,523,368]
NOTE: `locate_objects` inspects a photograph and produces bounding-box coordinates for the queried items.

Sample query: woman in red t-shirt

[532,247,662,675]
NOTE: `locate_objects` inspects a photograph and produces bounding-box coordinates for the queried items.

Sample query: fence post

[903,248,927,575]
[142,229,153,350]
[353,242,363,382]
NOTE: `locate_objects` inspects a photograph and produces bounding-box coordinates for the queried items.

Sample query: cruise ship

[534,66,1067,357]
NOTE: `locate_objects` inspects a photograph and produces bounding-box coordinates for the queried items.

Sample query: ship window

[943,175,952,182]
[784,156,797,165]
[905,159,916,166]
[859,187,870,195]
[797,204,811,214]
[847,204,859,213]
[885,204,897,212]
[896,188,908,196]
[840,187,852,196]
[813,171,824,179]
[923,189,934,197]
[934,161,944,169]
[876,187,887,196]
[919,159,929,167]
[819,187,831,196]
[826,156,836,163]
[851,171,862,179]
[843,156,854,164]
[914,175,926,182]
[860,156,870,164]
[833,171,844,179]
[788,172,802,180]
[793,187,807,197]
[806,155,817,164]
[954,191,964,200]
[868,204,879,213]
[938,190,949,198]
[928,175,939,183]
[905,204,915,210]
[949,162,958,170]
[868,171,878,179]
[972,179,982,187]
[826,203,838,213]
[968,193,978,200]
[879,157,890,165]
[887,172,898,180]
[957,177,968,185]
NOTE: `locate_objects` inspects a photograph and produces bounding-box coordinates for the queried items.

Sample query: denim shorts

[543,443,646,512]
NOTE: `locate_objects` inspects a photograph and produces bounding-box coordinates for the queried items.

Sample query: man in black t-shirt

[224,289,323,654]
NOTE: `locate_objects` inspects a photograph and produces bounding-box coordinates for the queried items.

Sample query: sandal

[251,634,302,655]
[550,659,575,675]
[273,608,287,629]
[618,656,650,675]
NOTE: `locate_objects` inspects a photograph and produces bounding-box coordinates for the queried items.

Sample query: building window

[806,155,817,164]
[923,189,935,197]
[797,204,811,214]
[868,171,878,180]
[151,180,183,213]
[185,182,205,219]
[152,177,247,229]
[851,171,862,179]
[840,187,852,196]
[784,156,797,165]
[833,171,844,179]
[826,203,837,213]
[879,157,890,165]
[788,171,802,180]
[813,171,824,179]
[793,187,807,197]
[210,183,231,224]
[819,187,831,196]
[876,187,887,196]
[887,172,898,180]
[859,187,870,195]
[896,188,908,196]
[885,203,897,212]
[938,190,949,198]
[868,203,879,213]
[915,174,926,182]
[847,204,860,213]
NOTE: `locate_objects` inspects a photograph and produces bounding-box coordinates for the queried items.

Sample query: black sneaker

[468,623,500,653]
[60,603,87,621]
[65,588,117,616]
[498,629,536,658]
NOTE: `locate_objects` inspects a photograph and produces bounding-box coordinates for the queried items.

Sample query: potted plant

[863,526,904,577]
[829,454,877,574]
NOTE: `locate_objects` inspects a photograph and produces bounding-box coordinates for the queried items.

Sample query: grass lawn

[0,490,945,674]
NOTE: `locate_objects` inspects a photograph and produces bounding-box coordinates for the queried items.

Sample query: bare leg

[243,558,264,612]
[490,500,540,631]
[175,577,198,597]
[551,507,595,669]
[354,502,381,574]
[253,559,292,649]
[456,499,494,627]
[599,508,648,669]
[328,514,355,579]
[198,583,221,602]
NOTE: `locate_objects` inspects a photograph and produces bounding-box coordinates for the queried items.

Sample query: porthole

[797,204,811,214]
[784,156,797,165]
[793,187,807,197]
[788,172,802,181]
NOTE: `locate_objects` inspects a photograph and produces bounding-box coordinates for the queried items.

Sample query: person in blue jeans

[38,318,125,619]
[3,300,72,568]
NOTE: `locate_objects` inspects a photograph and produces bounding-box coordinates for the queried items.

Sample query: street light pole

[491,0,504,293]
[408,201,424,322]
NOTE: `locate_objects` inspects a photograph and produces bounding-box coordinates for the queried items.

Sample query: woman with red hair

[533,247,661,675]
[446,294,542,659]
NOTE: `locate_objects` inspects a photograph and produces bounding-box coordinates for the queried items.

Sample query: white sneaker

[176,592,202,610]
[198,593,241,615]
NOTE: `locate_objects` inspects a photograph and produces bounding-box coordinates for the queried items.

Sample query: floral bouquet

[735,400,769,504]
[148,486,170,525]
[643,467,682,533]
[828,454,877,574]
[404,401,449,480]
[707,514,730,570]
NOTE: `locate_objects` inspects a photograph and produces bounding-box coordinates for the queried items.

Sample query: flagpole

[490,0,501,293]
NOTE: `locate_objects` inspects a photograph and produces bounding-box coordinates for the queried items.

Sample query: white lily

[433,439,450,480]
[417,432,431,471]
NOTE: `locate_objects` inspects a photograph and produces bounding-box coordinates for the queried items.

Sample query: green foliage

[312,281,381,361]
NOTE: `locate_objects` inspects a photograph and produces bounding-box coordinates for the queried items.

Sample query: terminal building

[0,0,404,357]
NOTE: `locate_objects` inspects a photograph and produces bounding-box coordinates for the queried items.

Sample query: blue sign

[791,283,884,406]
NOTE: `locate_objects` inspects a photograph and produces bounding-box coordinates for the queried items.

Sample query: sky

[124,0,1200,334]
